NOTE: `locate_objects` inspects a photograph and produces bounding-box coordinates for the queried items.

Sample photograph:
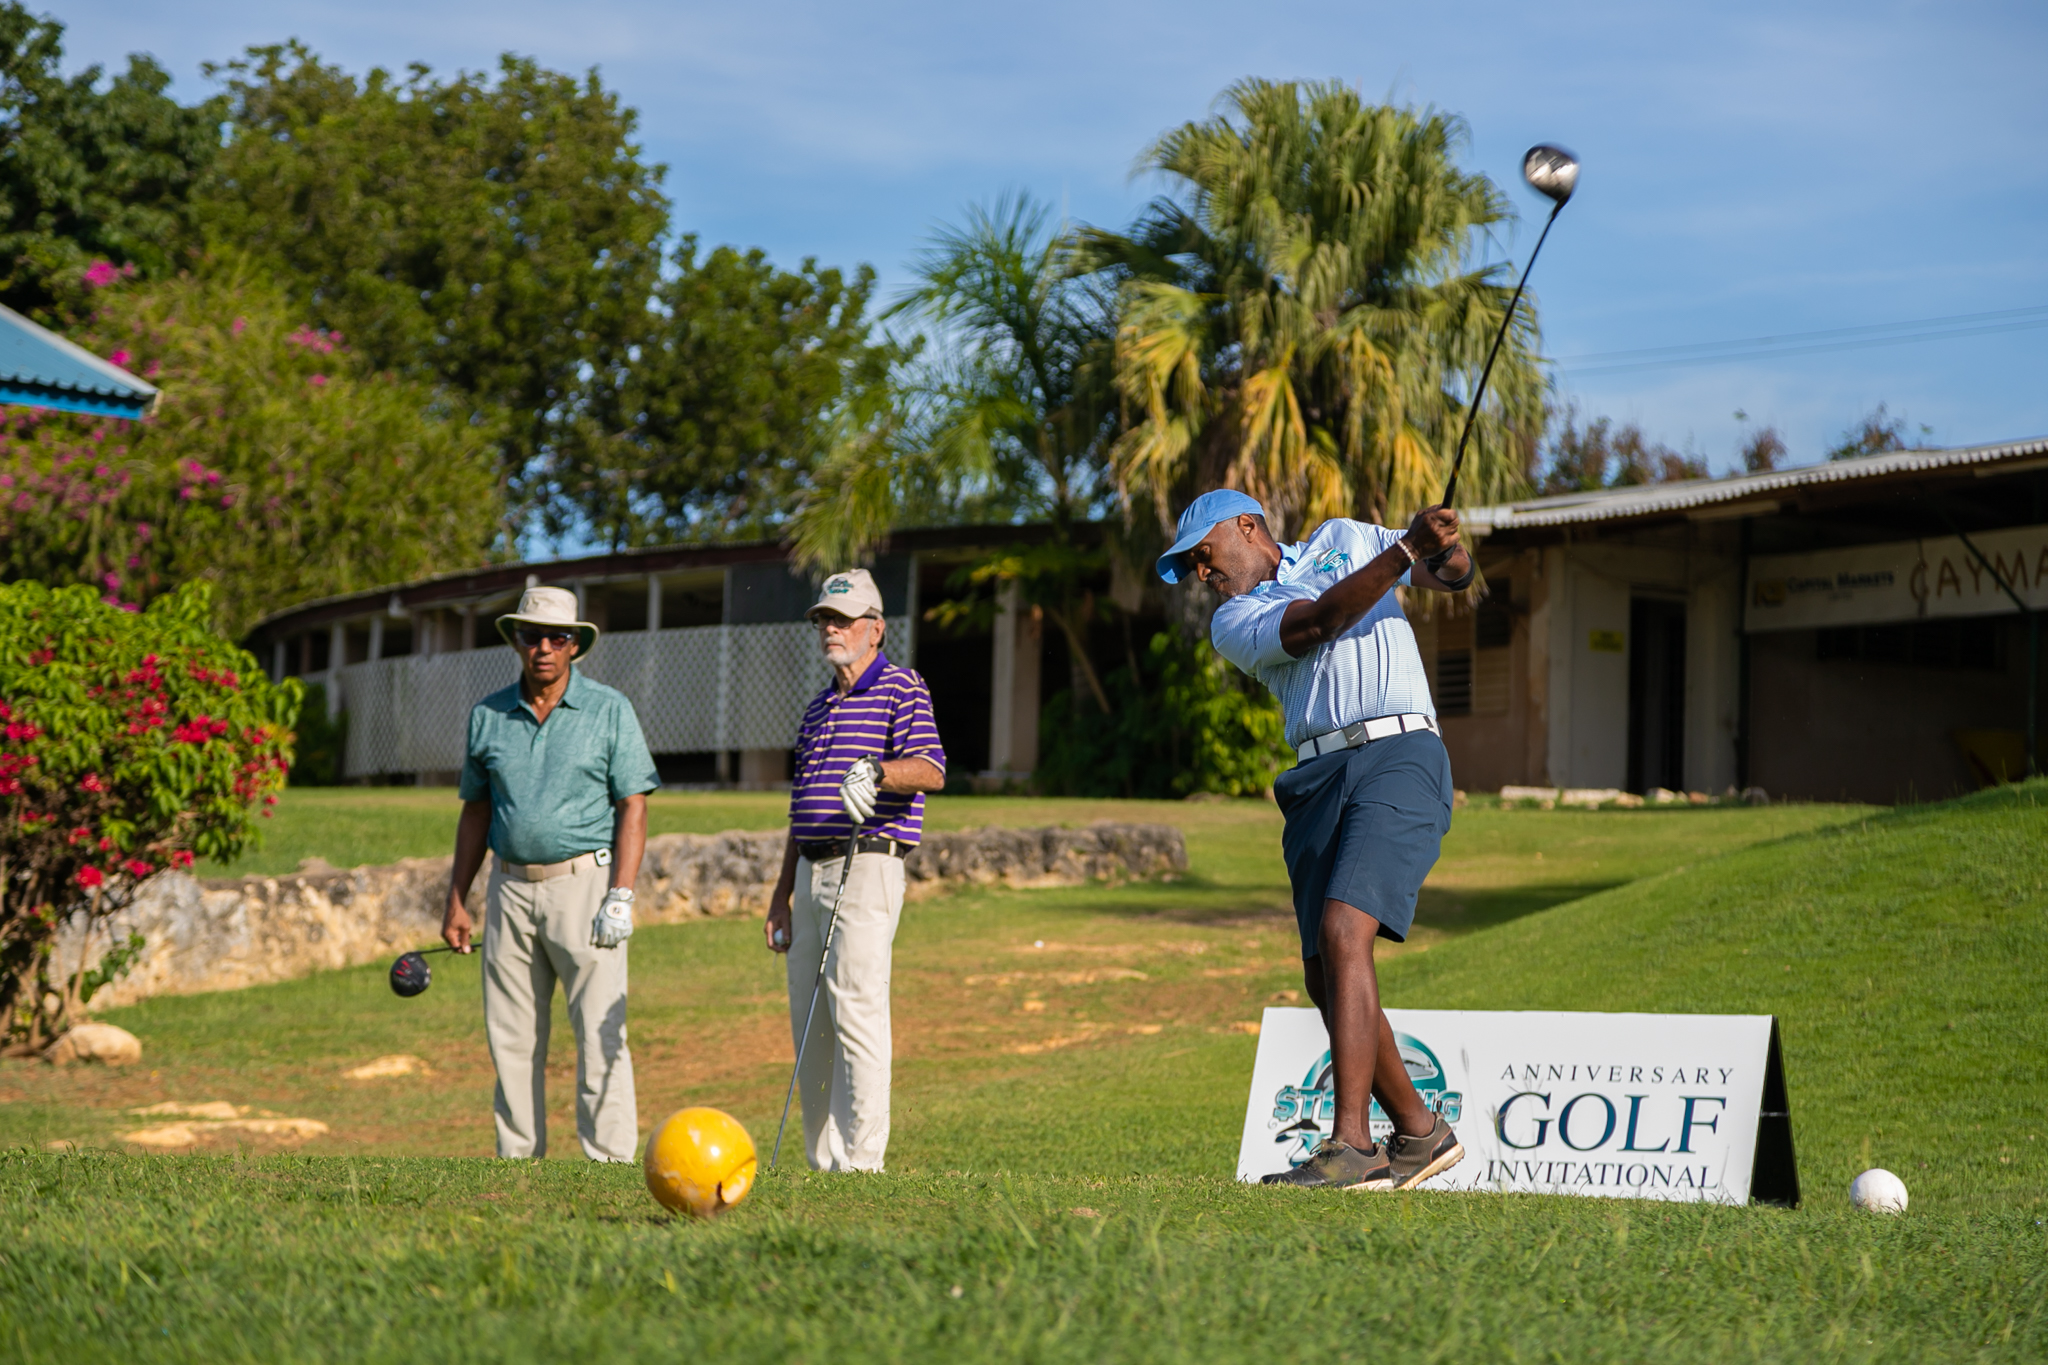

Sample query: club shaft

[1441,201,1562,509]
[770,834,860,1170]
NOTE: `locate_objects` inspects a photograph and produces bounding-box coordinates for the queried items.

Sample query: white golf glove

[592,887,635,948]
[839,756,883,826]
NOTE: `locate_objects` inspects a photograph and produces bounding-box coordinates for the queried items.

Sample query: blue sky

[52,0,2048,475]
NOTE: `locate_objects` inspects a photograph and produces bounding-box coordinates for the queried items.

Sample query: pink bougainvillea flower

[108,349,132,368]
[170,849,195,869]
[126,859,152,878]
[82,261,119,287]
[75,866,104,888]
[79,772,108,793]
[308,374,328,387]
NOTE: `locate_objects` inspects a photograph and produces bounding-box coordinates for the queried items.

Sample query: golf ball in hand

[1850,1168,1908,1213]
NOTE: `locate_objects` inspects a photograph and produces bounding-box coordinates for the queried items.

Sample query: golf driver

[770,832,859,1170]
[389,942,471,998]
[1439,143,1580,512]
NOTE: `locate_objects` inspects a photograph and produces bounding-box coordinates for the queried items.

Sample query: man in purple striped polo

[764,567,946,1172]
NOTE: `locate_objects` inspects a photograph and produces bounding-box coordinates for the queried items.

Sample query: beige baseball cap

[806,568,885,622]
[495,585,599,659]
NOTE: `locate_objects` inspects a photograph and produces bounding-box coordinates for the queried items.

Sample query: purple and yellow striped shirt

[790,652,947,845]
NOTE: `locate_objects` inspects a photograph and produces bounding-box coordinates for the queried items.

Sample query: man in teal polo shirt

[442,586,660,1162]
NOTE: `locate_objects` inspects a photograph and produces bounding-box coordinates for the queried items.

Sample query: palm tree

[790,194,1123,710]
[1074,79,1548,542]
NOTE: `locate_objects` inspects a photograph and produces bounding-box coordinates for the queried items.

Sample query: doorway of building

[1627,597,1687,793]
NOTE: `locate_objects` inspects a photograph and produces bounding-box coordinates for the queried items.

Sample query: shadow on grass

[1414,881,1631,935]
[1060,874,1640,938]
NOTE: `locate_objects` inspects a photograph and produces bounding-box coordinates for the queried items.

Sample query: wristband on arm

[1425,546,1477,591]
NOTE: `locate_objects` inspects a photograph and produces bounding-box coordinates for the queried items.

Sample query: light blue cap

[1154,489,1268,584]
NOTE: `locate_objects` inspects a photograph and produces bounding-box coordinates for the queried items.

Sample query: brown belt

[495,849,611,882]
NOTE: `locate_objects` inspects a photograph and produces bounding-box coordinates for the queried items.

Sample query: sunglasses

[515,628,577,651]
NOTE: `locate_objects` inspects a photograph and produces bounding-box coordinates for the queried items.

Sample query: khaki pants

[787,850,905,1172]
[483,857,636,1161]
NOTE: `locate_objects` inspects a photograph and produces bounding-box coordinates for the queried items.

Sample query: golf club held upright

[1439,144,1579,511]
[771,832,860,1170]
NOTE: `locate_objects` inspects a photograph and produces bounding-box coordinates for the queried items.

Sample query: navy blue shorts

[1272,730,1453,958]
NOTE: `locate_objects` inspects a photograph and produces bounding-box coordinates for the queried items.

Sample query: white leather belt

[496,848,611,882]
[1296,713,1440,762]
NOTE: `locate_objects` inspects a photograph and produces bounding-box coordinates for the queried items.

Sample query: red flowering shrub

[0,579,298,1045]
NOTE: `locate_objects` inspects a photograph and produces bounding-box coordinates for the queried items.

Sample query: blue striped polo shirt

[790,652,947,846]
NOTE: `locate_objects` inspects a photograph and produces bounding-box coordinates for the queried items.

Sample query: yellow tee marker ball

[644,1107,757,1218]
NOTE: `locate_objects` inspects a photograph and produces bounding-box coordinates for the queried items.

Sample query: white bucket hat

[495,585,599,660]
[805,568,885,622]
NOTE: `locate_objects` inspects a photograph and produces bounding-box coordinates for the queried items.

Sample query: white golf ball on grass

[1850,1168,1908,1213]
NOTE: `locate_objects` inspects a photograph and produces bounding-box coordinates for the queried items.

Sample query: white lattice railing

[336,618,908,778]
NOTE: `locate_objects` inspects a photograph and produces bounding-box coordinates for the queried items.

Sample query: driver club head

[390,951,433,998]
[1523,144,1580,207]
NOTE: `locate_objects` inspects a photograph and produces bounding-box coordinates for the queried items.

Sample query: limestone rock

[344,1054,432,1080]
[121,1115,329,1147]
[51,822,1187,1010]
[44,1022,141,1066]
[129,1100,243,1120]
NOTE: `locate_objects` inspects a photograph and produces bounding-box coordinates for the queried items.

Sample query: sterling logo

[1268,1031,1462,1166]
[1311,548,1351,575]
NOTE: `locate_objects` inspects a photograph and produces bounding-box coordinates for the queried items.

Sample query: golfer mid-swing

[1157,488,1473,1190]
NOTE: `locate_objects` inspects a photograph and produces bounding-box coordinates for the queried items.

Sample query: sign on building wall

[1745,523,2048,632]
[1235,1007,1799,1205]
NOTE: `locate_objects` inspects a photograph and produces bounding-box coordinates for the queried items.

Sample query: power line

[1553,304,2048,375]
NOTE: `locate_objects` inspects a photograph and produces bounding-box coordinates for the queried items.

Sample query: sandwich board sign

[1236,1008,1799,1206]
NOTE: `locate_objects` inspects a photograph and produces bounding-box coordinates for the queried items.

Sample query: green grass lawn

[4,785,2044,1362]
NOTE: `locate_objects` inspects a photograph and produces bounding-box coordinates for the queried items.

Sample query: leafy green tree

[792,195,1123,708]
[1733,414,1786,473]
[563,236,899,546]
[0,580,297,1046]
[194,43,670,522]
[1036,629,1290,798]
[1540,407,1707,493]
[1075,80,1548,541]
[1826,403,1928,461]
[885,196,1120,535]
[0,4,223,317]
[0,263,502,635]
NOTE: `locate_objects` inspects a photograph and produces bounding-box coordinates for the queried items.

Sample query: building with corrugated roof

[248,436,2047,803]
[245,524,1073,790]
[1442,437,2046,803]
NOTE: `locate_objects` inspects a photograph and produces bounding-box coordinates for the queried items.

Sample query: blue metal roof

[0,301,160,419]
